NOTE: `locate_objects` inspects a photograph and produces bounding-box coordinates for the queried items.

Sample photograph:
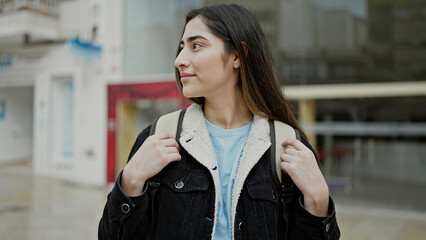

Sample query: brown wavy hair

[175,4,305,137]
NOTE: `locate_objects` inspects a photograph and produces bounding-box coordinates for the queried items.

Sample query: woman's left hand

[281,139,329,216]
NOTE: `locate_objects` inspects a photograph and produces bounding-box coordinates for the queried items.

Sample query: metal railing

[324,139,426,189]
[0,0,58,16]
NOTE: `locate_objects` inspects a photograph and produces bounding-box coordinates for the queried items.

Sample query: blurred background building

[1,0,425,215]
[0,0,123,186]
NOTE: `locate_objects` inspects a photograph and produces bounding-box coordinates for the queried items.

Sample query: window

[50,76,74,165]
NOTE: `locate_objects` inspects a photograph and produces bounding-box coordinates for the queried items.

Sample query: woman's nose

[174,49,189,69]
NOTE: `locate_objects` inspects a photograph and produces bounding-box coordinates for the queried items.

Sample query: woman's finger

[282,139,308,151]
[284,147,299,156]
[280,161,291,174]
[281,153,297,163]
[164,146,180,154]
[161,138,180,149]
[165,152,181,163]
[155,132,175,140]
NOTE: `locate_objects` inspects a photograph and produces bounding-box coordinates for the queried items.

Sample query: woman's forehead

[182,17,212,39]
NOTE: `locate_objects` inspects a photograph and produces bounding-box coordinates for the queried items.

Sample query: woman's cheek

[193,54,219,76]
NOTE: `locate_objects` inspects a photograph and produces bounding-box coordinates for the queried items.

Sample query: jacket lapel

[178,104,271,239]
[231,115,271,236]
[179,104,221,236]
[179,104,217,170]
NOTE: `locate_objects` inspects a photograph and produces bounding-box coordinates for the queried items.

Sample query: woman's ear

[233,51,241,69]
[233,42,248,69]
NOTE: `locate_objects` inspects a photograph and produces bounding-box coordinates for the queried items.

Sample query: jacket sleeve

[288,137,340,240]
[98,125,153,240]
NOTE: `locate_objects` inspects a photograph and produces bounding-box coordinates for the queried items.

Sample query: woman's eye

[193,43,202,49]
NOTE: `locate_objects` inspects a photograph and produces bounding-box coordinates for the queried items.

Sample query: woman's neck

[203,89,253,129]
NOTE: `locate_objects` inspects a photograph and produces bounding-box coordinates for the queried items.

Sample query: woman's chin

[182,89,200,99]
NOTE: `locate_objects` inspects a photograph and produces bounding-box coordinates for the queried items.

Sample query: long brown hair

[175,4,306,137]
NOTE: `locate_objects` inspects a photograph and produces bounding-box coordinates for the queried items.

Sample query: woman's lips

[180,73,195,83]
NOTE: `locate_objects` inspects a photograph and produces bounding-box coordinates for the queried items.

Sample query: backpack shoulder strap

[269,119,301,208]
[149,109,186,139]
[269,120,300,193]
[147,108,186,182]
[146,108,186,239]
[270,120,301,240]
[272,120,300,184]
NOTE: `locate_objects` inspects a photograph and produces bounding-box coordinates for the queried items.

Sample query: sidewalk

[0,162,425,240]
[337,204,426,240]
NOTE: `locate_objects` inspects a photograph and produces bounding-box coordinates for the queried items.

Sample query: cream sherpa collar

[179,104,271,239]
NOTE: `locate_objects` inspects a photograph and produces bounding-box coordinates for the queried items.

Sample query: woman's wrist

[303,186,330,217]
[121,167,147,197]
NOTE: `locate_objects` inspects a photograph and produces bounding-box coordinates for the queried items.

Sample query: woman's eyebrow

[179,35,208,45]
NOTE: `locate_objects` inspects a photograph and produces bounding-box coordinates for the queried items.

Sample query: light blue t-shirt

[205,119,252,240]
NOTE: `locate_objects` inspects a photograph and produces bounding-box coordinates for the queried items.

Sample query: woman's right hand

[121,132,181,196]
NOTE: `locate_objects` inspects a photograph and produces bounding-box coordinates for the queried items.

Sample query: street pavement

[0,162,425,240]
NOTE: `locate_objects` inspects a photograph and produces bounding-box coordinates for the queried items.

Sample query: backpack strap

[148,108,186,182]
[269,120,300,203]
[146,109,186,240]
[148,108,186,184]
[149,109,186,138]
[269,120,301,239]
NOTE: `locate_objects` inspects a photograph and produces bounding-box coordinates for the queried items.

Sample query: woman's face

[174,16,240,100]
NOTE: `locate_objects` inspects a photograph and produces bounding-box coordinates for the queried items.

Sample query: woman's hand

[280,139,329,216]
[121,132,181,197]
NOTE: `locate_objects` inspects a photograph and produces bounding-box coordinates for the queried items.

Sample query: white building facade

[0,0,124,186]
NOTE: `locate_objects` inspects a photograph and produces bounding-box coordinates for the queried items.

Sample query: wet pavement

[1,162,425,240]
[0,162,109,240]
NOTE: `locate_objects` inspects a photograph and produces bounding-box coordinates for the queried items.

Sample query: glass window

[50,76,74,165]
[124,0,203,76]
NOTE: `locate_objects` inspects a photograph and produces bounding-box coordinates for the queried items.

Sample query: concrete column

[299,99,316,148]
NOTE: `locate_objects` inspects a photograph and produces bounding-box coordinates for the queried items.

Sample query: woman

[99,4,340,240]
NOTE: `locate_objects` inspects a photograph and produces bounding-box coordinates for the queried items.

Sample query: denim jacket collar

[179,103,271,237]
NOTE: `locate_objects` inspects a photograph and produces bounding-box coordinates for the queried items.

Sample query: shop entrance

[106,81,188,183]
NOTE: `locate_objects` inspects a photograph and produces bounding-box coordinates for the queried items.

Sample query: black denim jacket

[98,122,340,240]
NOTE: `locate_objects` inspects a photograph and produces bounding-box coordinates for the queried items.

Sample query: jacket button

[121,203,130,213]
[272,191,277,199]
[175,180,184,189]
[238,222,245,231]
[326,222,330,232]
